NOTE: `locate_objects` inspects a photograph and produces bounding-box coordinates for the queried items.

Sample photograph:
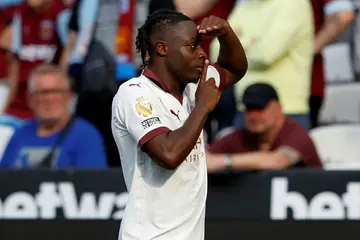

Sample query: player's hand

[197,16,230,37]
[195,59,221,113]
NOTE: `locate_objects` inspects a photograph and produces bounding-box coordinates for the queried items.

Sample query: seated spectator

[0,64,107,168]
[206,83,322,173]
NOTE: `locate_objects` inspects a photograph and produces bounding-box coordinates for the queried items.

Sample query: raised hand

[197,15,230,38]
[195,59,221,113]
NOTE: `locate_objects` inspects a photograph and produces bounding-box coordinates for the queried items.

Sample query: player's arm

[143,61,220,170]
[198,15,248,88]
[206,146,301,173]
[314,0,355,54]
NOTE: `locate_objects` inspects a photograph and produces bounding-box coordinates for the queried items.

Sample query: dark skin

[143,16,247,170]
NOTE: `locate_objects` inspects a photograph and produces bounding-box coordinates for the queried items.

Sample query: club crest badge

[135,97,153,117]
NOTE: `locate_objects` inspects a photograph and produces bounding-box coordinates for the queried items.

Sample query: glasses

[31,88,69,96]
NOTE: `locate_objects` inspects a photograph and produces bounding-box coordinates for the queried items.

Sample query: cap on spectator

[242,82,279,108]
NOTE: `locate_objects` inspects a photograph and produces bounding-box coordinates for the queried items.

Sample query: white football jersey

[111,65,225,240]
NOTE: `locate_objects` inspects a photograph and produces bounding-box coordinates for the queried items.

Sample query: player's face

[244,101,279,134]
[166,21,207,84]
[29,73,71,123]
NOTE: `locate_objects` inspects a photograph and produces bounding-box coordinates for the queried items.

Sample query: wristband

[225,154,232,170]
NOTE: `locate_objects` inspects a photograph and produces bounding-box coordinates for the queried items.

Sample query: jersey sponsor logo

[19,44,57,62]
[170,109,180,121]
[0,182,128,220]
[129,83,141,88]
[39,20,54,40]
[185,137,204,163]
[141,117,161,129]
[135,97,152,117]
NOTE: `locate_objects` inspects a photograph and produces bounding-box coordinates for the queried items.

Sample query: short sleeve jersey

[111,64,226,240]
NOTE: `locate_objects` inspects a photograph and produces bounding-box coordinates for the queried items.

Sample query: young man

[111,9,247,240]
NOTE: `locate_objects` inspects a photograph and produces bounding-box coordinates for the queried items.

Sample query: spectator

[61,0,120,167]
[0,64,107,169]
[206,83,322,173]
[0,0,70,126]
[310,0,355,128]
[210,0,314,129]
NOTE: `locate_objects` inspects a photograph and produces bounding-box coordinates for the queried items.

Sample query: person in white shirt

[111,9,247,240]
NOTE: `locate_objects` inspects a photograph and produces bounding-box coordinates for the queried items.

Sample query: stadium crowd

[0,0,358,170]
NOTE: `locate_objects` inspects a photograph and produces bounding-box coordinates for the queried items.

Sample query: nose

[197,47,208,60]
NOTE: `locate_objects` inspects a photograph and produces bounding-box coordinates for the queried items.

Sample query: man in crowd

[211,0,314,129]
[0,64,107,168]
[0,0,70,125]
[206,83,322,173]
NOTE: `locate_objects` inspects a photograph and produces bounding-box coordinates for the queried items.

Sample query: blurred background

[1,0,360,239]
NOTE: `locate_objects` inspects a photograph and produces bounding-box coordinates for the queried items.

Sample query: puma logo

[170,109,180,121]
[129,83,141,88]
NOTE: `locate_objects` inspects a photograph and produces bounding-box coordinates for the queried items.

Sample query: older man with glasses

[0,64,107,169]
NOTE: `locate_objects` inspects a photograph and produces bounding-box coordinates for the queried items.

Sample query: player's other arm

[143,61,220,170]
[198,16,248,87]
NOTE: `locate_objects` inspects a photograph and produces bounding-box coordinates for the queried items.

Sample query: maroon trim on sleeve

[211,63,227,91]
[138,127,171,149]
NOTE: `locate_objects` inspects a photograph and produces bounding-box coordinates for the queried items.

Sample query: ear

[155,41,168,56]
[275,102,282,115]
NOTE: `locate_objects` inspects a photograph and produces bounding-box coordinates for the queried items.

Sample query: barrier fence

[0,169,360,239]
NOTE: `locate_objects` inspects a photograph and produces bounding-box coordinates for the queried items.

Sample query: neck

[37,113,71,137]
[257,114,285,146]
[147,63,184,97]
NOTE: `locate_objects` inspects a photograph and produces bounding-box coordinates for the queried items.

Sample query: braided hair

[135,9,192,69]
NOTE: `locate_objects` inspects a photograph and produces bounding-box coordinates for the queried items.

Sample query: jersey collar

[142,68,183,104]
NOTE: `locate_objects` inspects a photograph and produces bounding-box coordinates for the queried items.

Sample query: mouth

[196,66,204,72]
